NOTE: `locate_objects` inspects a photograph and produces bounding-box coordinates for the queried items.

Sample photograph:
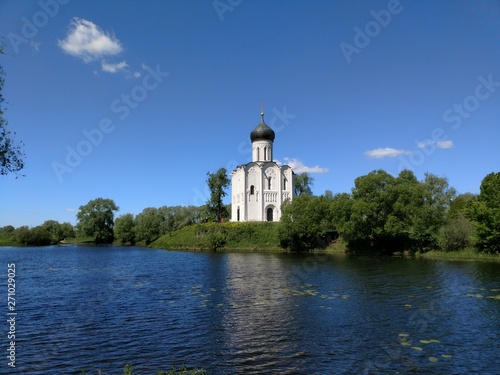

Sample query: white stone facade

[231,113,295,222]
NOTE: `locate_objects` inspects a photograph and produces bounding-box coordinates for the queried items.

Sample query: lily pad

[442,354,452,359]
[429,357,438,363]
[398,333,410,337]
[429,339,441,343]
[411,346,423,351]
[420,340,432,344]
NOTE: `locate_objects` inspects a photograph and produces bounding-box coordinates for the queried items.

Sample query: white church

[231,107,295,222]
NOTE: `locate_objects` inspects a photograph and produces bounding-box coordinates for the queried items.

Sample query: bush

[440,215,474,251]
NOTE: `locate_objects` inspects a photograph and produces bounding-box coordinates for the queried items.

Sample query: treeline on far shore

[1,169,500,257]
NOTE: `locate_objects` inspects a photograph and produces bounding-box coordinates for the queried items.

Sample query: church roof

[250,112,275,142]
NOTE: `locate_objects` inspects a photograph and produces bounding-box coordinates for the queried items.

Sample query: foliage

[42,220,75,244]
[447,193,477,220]
[278,194,337,251]
[205,224,227,251]
[76,198,118,244]
[0,46,25,177]
[294,172,314,196]
[135,207,162,245]
[158,205,202,234]
[467,172,500,253]
[114,213,136,245]
[151,222,283,252]
[14,225,52,246]
[342,170,456,255]
[439,214,474,251]
[205,167,230,222]
[329,192,353,236]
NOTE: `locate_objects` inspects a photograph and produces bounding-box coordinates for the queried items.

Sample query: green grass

[418,248,500,262]
[150,222,285,252]
[0,237,17,246]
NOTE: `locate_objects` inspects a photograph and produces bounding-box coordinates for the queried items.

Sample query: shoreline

[2,241,499,262]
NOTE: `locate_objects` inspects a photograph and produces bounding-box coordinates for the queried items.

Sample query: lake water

[0,245,499,374]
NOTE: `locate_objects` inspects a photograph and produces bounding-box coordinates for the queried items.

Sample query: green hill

[150,222,285,252]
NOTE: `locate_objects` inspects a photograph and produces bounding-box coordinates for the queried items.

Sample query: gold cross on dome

[261,102,264,116]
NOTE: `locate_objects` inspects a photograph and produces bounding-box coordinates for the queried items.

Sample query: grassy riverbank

[151,222,285,252]
[417,248,500,262]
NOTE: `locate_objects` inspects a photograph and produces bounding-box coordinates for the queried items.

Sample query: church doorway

[266,207,274,222]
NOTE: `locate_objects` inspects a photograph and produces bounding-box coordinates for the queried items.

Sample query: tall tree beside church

[76,198,118,244]
[0,44,25,177]
[206,168,230,222]
[294,172,314,196]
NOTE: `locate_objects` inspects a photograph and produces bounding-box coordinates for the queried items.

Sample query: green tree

[440,215,474,251]
[135,207,161,245]
[468,172,500,253]
[14,226,51,246]
[76,198,118,244]
[42,220,75,244]
[344,169,397,253]
[447,193,477,220]
[205,168,230,222]
[114,213,136,245]
[279,194,336,251]
[330,192,353,237]
[294,172,314,196]
[0,45,25,177]
[343,170,456,254]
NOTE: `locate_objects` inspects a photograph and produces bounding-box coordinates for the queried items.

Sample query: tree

[114,213,136,245]
[447,193,477,220]
[76,198,118,244]
[330,192,353,237]
[0,44,25,177]
[134,207,161,245]
[42,220,75,244]
[343,170,457,254]
[468,172,500,253]
[440,215,474,251]
[278,194,336,251]
[205,168,230,222]
[294,172,314,196]
[14,225,52,246]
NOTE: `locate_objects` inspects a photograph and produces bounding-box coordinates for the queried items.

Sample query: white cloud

[416,140,454,149]
[278,157,329,173]
[437,140,454,149]
[364,147,410,158]
[416,140,433,149]
[101,60,128,73]
[66,208,78,213]
[58,18,123,62]
[133,71,141,78]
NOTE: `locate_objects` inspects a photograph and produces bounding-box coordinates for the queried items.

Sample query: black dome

[250,113,275,142]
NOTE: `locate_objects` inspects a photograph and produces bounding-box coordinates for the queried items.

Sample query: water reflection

[0,247,498,374]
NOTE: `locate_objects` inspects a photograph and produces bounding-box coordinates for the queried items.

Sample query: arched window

[268,176,272,190]
[250,185,255,195]
[237,207,240,222]
[283,178,287,190]
[264,147,267,160]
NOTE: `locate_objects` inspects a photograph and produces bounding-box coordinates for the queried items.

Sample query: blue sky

[1,0,499,227]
